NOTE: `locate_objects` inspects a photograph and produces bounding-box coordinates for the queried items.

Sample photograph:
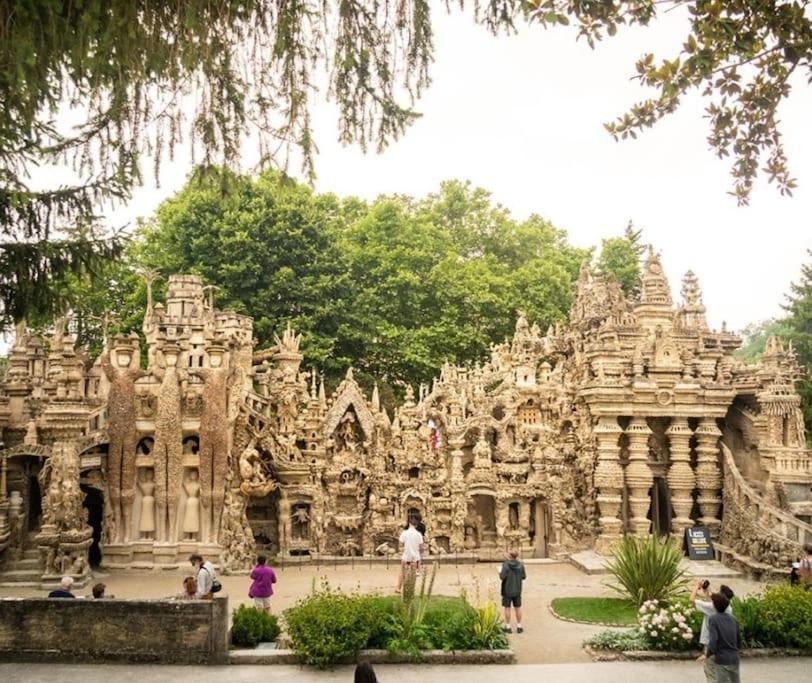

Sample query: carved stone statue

[182,469,201,541]
[101,333,143,542]
[153,343,185,542]
[138,469,156,540]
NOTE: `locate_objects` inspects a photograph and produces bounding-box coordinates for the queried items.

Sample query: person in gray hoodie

[499,549,526,633]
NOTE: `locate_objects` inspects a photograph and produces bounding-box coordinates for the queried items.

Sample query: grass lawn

[550,597,639,625]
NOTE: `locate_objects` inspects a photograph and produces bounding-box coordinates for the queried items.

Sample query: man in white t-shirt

[396,516,424,593]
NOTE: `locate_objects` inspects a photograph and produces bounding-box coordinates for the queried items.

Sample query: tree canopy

[596,222,644,296]
[71,173,592,394]
[4,1,811,325]
[781,250,812,443]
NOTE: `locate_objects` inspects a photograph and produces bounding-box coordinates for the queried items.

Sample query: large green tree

[5,1,812,325]
[782,250,812,442]
[75,175,587,393]
[136,170,354,375]
[596,222,645,297]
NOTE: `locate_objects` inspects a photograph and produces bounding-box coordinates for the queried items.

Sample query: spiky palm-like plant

[605,534,688,607]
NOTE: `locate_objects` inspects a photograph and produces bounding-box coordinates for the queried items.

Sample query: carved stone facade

[1,253,810,580]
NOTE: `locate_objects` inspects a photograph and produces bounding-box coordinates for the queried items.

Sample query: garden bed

[549,597,638,626]
[229,647,515,665]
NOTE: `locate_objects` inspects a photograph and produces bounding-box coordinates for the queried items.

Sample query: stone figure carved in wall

[195,343,233,543]
[100,333,143,542]
[291,504,310,540]
[152,343,186,542]
[508,504,520,530]
[138,469,156,540]
[336,410,362,453]
[182,469,201,541]
[39,441,85,532]
[238,442,277,498]
[472,434,492,469]
[218,476,255,571]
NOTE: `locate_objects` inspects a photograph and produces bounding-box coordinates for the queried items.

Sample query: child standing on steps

[499,549,526,634]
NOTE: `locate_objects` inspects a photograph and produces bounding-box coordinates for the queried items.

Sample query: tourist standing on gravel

[396,515,424,593]
[704,592,742,683]
[249,554,277,615]
[189,553,217,599]
[500,549,526,634]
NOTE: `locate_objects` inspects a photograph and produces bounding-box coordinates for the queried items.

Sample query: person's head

[711,592,730,613]
[408,515,417,528]
[256,555,267,566]
[92,583,106,599]
[354,661,377,683]
[508,549,519,560]
[183,576,197,596]
[719,584,734,601]
[60,576,74,591]
[188,553,204,568]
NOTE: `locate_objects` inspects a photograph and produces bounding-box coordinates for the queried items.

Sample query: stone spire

[639,246,672,307]
[676,270,708,330]
[634,246,674,331]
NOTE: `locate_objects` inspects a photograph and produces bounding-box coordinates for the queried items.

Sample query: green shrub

[605,534,688,607]
[231,605,281,648]
[427,601,507,651]
[731,595,765,649]
[756,584,812,650]
[284,589,392,668]
[583,629,650,651]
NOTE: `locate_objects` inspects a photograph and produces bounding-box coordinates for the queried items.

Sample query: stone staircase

[717,443,812,578]
[0,536,41,588]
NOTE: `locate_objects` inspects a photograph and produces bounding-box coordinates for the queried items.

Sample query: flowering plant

[637,599,696,650]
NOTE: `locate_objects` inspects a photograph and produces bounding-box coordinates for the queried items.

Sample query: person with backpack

[189,553,220,599]
[499,549,526,634]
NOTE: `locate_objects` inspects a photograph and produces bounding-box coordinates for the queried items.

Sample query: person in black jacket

[703,592,741,683]
[499,550,526,634]
[48,576,76,598]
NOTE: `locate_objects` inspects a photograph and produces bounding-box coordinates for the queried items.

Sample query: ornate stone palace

[0,249,810,585]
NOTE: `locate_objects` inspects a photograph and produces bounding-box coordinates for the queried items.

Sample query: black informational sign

[684,525,714,560]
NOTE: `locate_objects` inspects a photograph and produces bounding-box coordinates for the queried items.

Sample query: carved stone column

[448,436,466,552]
[666,417,694,538]
[695,419,722,536]
[593,416,624,553]
[625,417,653,536]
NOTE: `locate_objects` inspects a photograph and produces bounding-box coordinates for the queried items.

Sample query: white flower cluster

[637,599,694,648]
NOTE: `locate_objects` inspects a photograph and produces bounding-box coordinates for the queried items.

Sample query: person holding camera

[691,578,734,680]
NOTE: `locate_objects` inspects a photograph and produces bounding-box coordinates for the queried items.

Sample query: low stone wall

[0,595,229,664]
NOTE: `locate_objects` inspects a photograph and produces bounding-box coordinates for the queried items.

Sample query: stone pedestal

[593,416,624,553]
[666,417,694,539]
[153,543,181,567]
[695,419,722,537]
[625,417,653,536]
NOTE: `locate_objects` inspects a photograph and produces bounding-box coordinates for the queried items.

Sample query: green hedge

[284,590,507,667]
[231,605,281,648]
[741,584,812,650]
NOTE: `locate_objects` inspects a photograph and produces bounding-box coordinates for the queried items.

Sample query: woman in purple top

[249,554,277,614]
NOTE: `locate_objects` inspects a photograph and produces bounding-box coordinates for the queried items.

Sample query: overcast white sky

[113,7,811,334]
